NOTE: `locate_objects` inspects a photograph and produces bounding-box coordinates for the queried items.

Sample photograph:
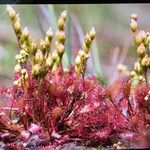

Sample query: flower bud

[130,19,137,32]
[135,31,146,46]
[14,64,21,72]
[15,54,22,61]
[44,36,51,48]
[138,75,145,82]
[146,35,150,45]
[40,40,47,54]
[134,61,142,74]
[46,55,52,67]
[89,27,96,40]
[135,33,143,46]
[30,40,37,55]
[141,55,150,68]
[57,44,65,56]
[61,10,67,21]
[20,49,28,55]
[82,42,89,53]
[130,71,136,78]
[21,69,27,75]
[137,43,146,58]
[32,64,42,76]
[140,30,147,42]
[52,51,59,62]
[75,55,81,66]
[57,17,65,30]
[78,50,86,58]
[7,5,16,21]
[56,31,65,44]
[24,73,28,80]
[46,27,53,40]
[131,13,138,21]
[14,21,21,34]
[84,34,92,47]
[35,50,44,65]
[13,80,19,86]
[13,78,21,86]
[21,27,29,41]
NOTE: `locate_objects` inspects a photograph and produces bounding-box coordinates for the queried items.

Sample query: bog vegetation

[0,6,150,150]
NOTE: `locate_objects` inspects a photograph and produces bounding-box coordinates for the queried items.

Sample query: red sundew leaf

[134,84,150,109]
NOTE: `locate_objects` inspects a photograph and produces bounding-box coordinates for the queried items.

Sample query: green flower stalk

[54,11,67,67]
[130,13,150,84]
[75,27,95,76]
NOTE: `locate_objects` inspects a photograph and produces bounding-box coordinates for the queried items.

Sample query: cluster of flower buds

[54,11,67,68]
[130,14,150,84]
[8,5,96,83]
[75,27,95,75]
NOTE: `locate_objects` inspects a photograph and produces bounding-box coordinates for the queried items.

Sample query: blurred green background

[0,4,149,86]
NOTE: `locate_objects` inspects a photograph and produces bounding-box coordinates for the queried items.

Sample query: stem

[143,68,148,85]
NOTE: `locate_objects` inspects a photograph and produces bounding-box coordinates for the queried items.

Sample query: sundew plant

[0,5,150,150]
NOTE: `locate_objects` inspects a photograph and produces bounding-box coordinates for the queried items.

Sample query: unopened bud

[15,54,22,60]
[82,42,89,53]
[84,34,92,47]
[40,40,47,54]
[57,17,65,30]
[24,73,28,80]
[13,80,19,86]
[141,55,150,68]
[146,35,150,44]
[14,21,21,34]
[21,69,27,75]
[7,5,16,20]
[56,31,65,43]
[78,50,86,58]
[13,78,21,86]
[46,55,52,67]
[20,49,28,55]
[130,19,137,32]
[57,44,65,56]
[138,75,145,82]
[32,64,42,76]
[131,13,138,21]
[61,10,67,21]
[134,61,142,74]
[135,31,146,46]
[14,64,21,72]
[135,34,143,46]
[140,30,147,42]
[46,28,53,40]
[130,71,136,78]
[35,50,44,65]
[75,55,81,66]
[30,40,37,55]
[52,51,59,62]
[137,43,146,58]
[21,27,29,41]
[89,27,96,40]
